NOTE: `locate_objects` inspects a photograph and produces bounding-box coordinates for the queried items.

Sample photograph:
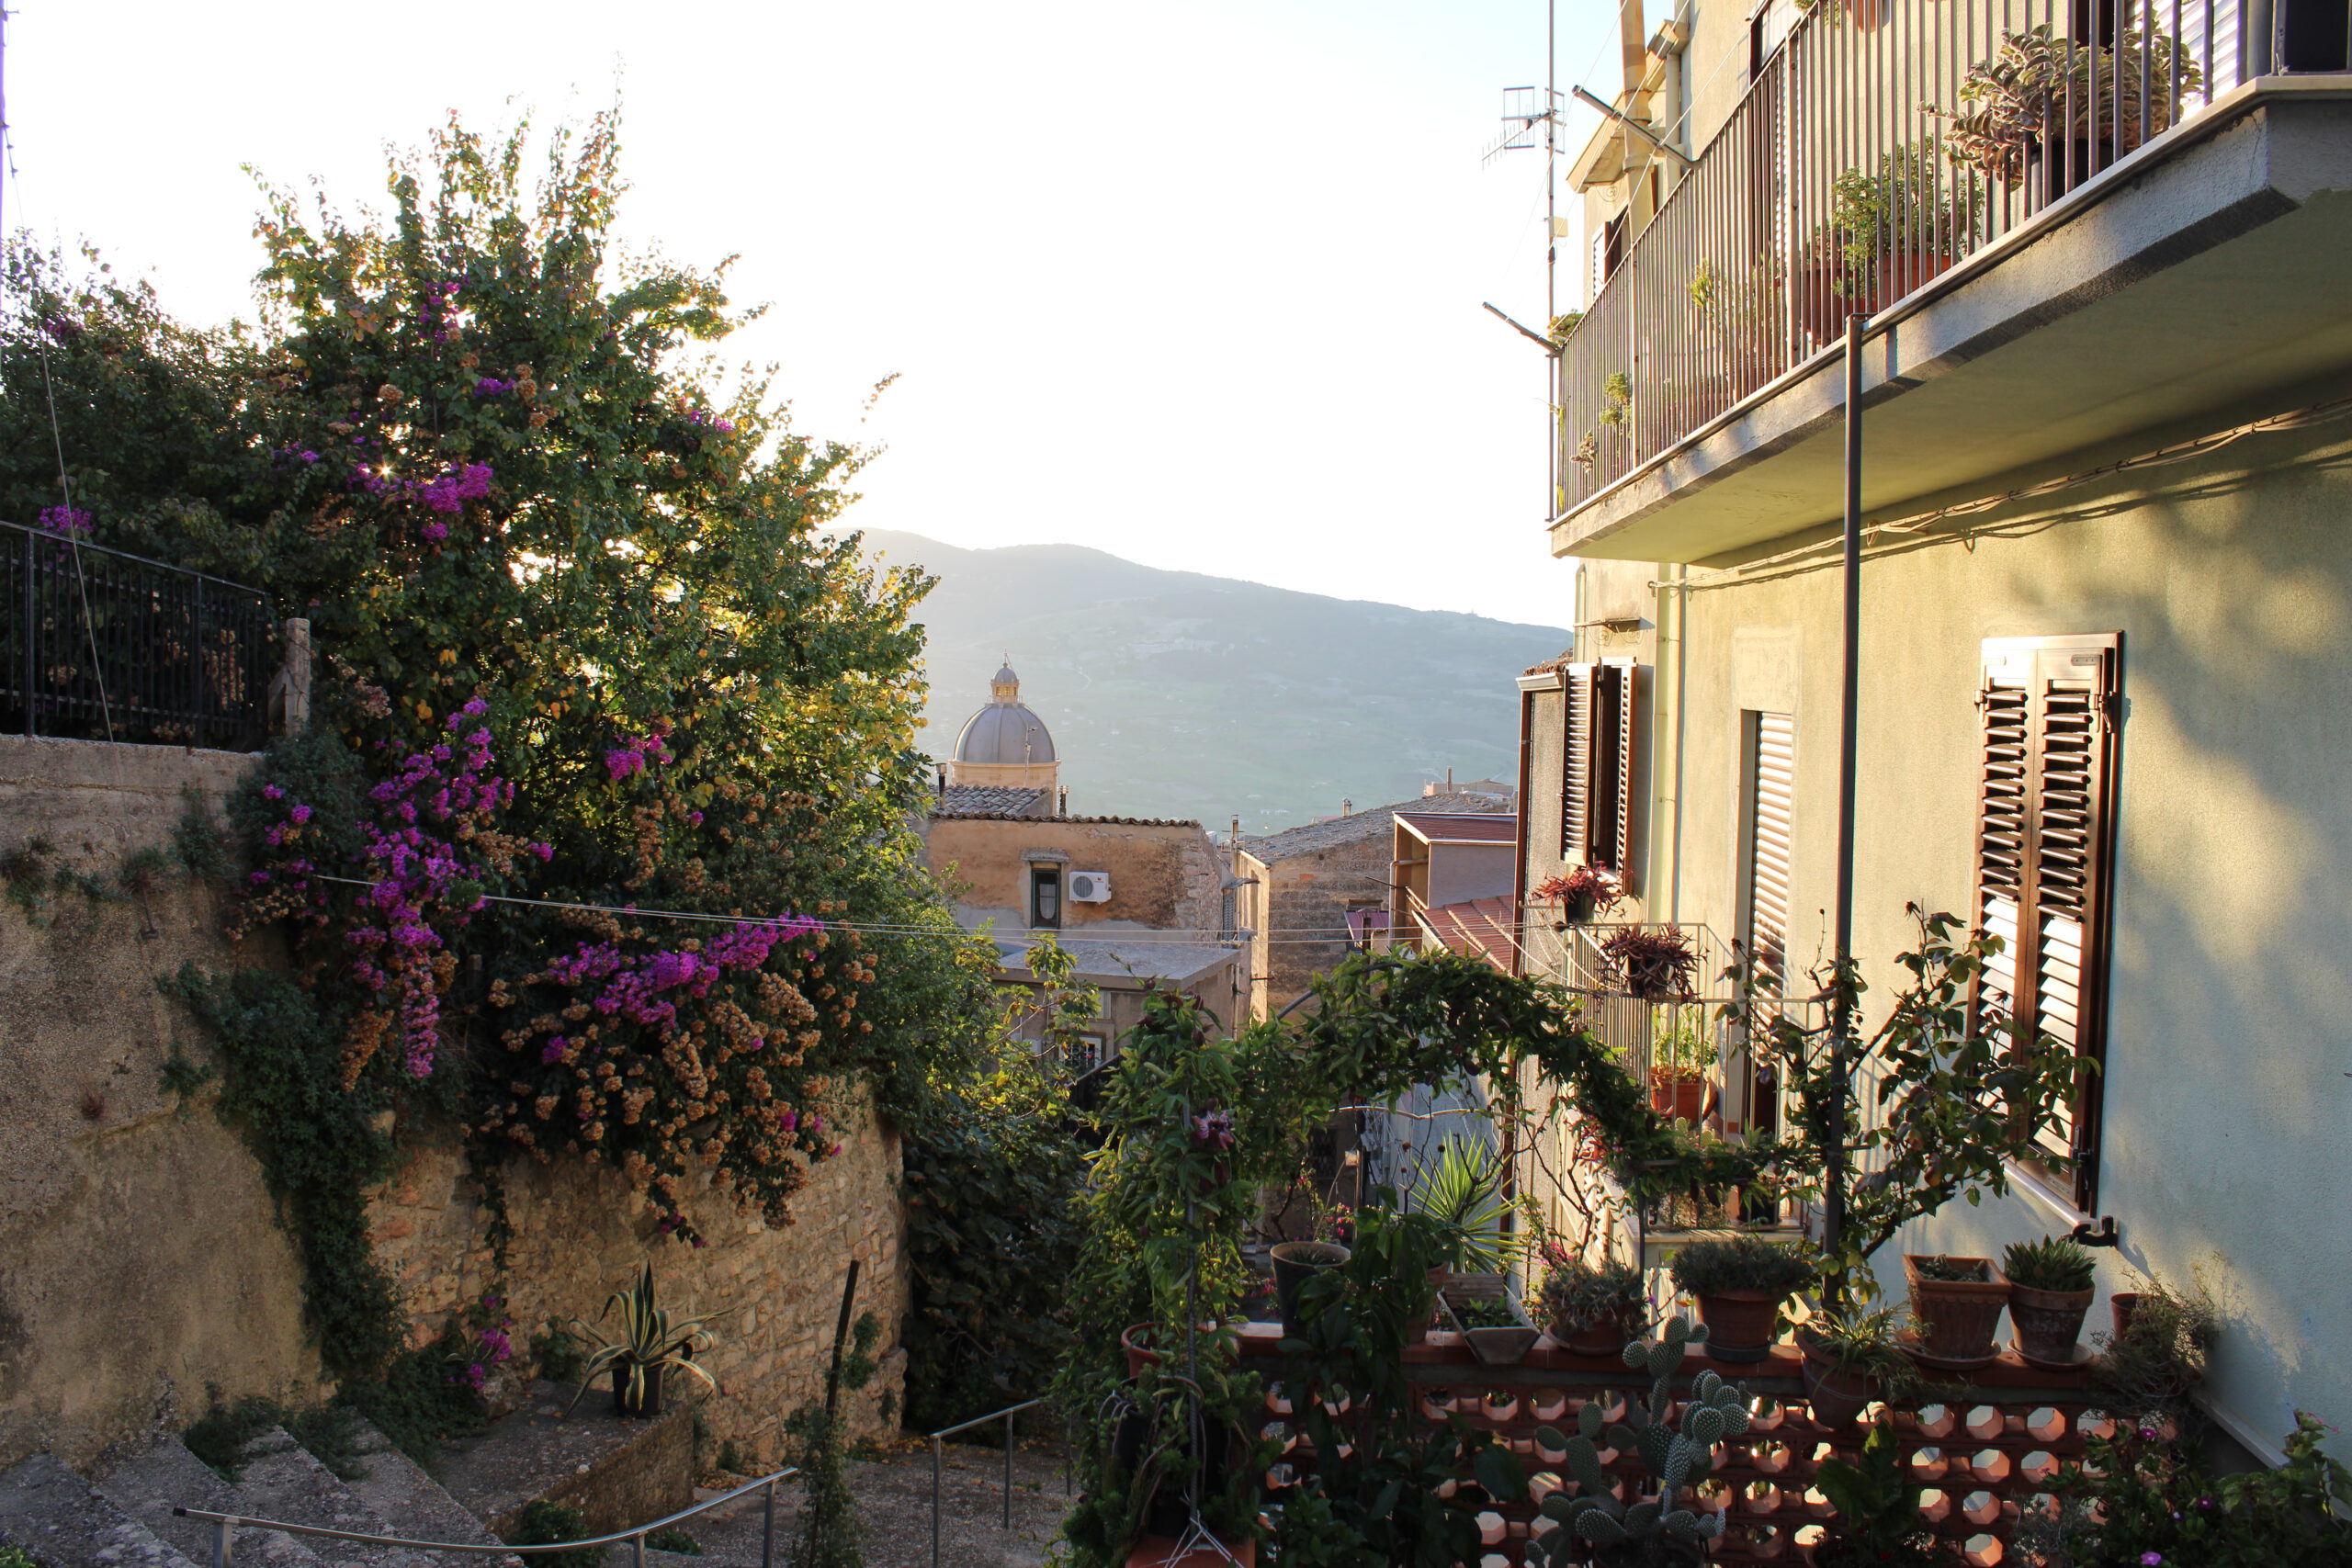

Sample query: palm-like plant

[1409,1137,1520,1273]
[564,1264,722,1415]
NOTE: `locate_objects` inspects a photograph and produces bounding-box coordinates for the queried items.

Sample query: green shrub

[643,1529,701,1556]
[1668,1235,1814,1300]
[507,1502,605,1568]
[1535,1256,1645,1332]
[2003,1235,2097,1292]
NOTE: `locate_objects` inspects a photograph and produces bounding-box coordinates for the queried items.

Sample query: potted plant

[1799,1304,1922,1430]
[1413,1136,1517,1296]
[1647,1014,1712,1122]
[1668,1235,1812,1364]
[1534,864,1623,927]
[1538,1252,1647,1357]
[1928,23,2203,196]
[1270,1239,1352,1337]
[1903,1253,2012,1366]
[1600,925,1700,1001]
[1800,141,1981,339]
[565,1264,720,1418]
[2003,1235,2098,1368]
[1443,1286,1540,1366]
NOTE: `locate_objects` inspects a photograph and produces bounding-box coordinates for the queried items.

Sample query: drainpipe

[1826,312,1870,1260]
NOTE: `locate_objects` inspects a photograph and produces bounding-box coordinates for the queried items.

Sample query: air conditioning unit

[1068,871,1113,903]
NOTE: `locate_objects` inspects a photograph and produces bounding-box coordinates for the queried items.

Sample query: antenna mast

[1482,0,1566,522]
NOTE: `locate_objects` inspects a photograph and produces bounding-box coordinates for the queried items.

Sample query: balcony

[1555,0,2352,563]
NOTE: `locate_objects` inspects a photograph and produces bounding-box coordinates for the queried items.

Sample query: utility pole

[1826,311,1869,1260]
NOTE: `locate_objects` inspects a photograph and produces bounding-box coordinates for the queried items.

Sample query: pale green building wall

[1637,391,2352,1458]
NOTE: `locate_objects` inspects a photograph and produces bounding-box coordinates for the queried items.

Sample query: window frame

[1970,632,2121,1213]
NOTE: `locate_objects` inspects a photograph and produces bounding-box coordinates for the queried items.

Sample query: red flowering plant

[1534,864,1624,924]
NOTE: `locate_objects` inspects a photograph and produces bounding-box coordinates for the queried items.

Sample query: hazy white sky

[5,2,1613,627]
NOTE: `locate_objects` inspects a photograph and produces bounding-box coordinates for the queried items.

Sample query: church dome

[955,663,1056,765]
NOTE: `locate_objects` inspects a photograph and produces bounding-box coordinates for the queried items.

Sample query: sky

[3,1,1615,627]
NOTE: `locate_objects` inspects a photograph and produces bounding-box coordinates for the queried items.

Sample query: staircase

[0,1419,513,1568]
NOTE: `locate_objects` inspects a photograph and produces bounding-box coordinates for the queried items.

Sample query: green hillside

[848,529,1572,834]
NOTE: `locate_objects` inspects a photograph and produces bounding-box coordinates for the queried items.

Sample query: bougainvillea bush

[0,111,1007,1376]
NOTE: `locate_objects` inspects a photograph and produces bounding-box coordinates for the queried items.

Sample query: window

[1030,864,1063,929]
[1559,661,1640,885]
[1732,710,1795,1139]
[1973,634,2120,1212]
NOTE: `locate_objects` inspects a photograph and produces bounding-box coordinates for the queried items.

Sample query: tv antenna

[1480,0,1567,520]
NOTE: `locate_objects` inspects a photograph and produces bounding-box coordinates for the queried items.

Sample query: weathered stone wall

[1,735,913,1474]
[924,816,1223,934]
[367,1093,910,1464]
[0,736,316,1469]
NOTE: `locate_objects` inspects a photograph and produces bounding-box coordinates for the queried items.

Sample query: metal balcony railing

[1559,0,2275,511]
[3,518,276,750]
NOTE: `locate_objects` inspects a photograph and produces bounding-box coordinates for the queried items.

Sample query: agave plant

[1523,1317,1750,1566]
[564,1264,722,1414]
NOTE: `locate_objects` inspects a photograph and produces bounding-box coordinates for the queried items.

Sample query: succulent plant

[1521,1316,1751,1563]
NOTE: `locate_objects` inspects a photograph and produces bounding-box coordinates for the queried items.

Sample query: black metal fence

[2,518,277,750]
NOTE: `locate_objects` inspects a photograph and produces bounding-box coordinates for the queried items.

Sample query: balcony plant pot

[1442,1287,1540,1367]
[2110,1291,2147,1340]
[611,1364,664,1418]
[1692,1289,1780,1364]
[1271,1241,1351,1337]
[1904,1255,2012,1366]
[1798,1339,1875,1430]
[2010,1280,2098,1368]
[1556,1304,1645,1359]
[1122,1323,1163,1379]
[1649,1070,1707,1122]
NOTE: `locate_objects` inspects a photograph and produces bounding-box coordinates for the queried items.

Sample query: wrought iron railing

[2,518,276,750]
[1559,0,2282,511]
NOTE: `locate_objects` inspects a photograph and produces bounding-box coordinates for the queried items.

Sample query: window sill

[2005,1159,2094,1230]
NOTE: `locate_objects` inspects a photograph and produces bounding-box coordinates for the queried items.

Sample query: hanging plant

[1534,865,1624,926]
[1600,925,1700,1000]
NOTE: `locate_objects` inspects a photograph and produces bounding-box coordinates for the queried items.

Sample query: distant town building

[1234,778,1515,1020]
[922,664,1246,1043]
[1384,809,1520,973]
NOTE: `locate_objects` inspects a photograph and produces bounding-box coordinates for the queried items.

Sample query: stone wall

[0,736,316,1469]
[367,1095,909,1464]
[1,736,912,1474]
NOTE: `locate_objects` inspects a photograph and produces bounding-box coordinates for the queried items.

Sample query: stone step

[0,1451,201,1568]
[220,1432,427,1568]
[335,1419,516,1568]
[86,1434,329,1568]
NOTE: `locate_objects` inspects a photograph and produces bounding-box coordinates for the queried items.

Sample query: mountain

[845,530,1573,835]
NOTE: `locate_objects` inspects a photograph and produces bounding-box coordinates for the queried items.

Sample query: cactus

[1521,1316,1750,1565]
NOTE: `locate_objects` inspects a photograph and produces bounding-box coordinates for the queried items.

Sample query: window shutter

[1561,666,1595,863]
[1973,635,2120,1212]
[1747,711,1796,988]
[1610,662,1639,882]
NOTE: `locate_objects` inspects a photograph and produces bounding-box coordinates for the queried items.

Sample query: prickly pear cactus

[1521,1316,1749,1564]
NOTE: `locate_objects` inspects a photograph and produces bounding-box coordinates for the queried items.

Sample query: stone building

[921,665,1246,1047]
[1234,783,1515,1021]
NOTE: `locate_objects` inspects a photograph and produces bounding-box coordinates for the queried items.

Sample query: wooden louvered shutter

[1974,635,2120,1212]
[1609,662,1638,883]
[1561,665,1596,863]
[1746,712,1796,989]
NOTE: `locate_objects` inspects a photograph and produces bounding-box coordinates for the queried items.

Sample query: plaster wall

[923,817,1223,936]
[1653,408,2352,1454]
[1421,840,1517,912]
[0,738,316,1468]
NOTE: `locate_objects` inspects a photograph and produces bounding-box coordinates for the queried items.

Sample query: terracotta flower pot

[1650,1074,1706,1122]
[1556,1305,1645,1358]
[1122,1322,1162,1379]
[1799,1344,1874,1429]
[2111,1292,2147,1341]
[1695,1290,1779,1364]
[2010,1283,2097,1367]
[1905,1255,2012,1364]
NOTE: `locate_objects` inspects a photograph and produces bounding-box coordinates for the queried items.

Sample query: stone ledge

[434,1382,692,1539]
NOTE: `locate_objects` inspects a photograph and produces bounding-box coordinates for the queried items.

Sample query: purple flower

[37,505,94,537]
[541,1037,570,1064]
[300,451,319,463]
[2141,1555,2164,1566]
[421,521,450,543]
[1190,1109,1237,1151]
[264,785,285,800]
[290,803,312,823]
[474,378,514,398]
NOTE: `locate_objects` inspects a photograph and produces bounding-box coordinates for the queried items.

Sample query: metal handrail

[176,1465,797,1568]
[928,1398,1055,1568]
